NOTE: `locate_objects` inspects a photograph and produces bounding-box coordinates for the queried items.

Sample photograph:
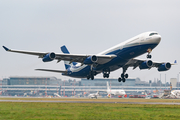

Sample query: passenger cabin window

[149,33,158,36]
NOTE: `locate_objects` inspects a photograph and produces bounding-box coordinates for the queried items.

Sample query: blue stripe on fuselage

[62,43,158,78]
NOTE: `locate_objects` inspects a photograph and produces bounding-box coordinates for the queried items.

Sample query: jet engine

[83,55,98,64]
[42,52,56,62]
[158,63,171,71]
[139,60,153,69]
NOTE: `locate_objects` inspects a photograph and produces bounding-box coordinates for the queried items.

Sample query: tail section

[96,91,99,96]
[107,93,111,98]
[61,45,70,54]
[61,45,77,69]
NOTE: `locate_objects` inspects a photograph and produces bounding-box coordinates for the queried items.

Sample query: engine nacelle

[158,62,171,71]
[139,60,153,69]
[83,55,98,64]
[42,52,56,62]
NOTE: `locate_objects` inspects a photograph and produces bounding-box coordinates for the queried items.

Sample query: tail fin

[61,45,70,54]
[61,45,77,69]
[96,91,99,96]
[107,93,111,98]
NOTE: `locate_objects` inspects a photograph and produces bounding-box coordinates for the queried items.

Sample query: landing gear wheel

[125,74,128,79]
[103,69,110,78]
[106,74,109,78]
[118,77,122,82]
[91,75,94,80]
[122,78,126,82]
[103,73,110,78]
[88,71,94,80]
[87,75,90,80]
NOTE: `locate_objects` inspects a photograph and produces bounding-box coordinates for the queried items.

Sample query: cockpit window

[149,33,158,36]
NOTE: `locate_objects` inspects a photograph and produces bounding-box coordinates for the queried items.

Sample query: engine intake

[83,55,98,64]
[139,60,153,69]
[158,62,171,71]
[42,52,56,62]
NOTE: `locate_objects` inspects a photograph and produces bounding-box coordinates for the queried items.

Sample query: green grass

[0,102,180,120]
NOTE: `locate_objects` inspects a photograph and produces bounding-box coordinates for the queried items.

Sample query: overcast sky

[1,0,180,83]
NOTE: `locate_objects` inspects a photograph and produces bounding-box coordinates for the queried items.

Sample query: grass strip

[0,102,180,120]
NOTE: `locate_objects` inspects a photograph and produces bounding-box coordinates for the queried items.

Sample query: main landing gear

[87,65,95,80]
[147,48,152,59]
[118,73,128,82]
[118,67,128,82]
[103,69,110,78]
[87,71,95,80]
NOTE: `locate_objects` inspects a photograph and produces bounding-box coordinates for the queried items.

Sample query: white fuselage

[68,31,161,77]
[171,90,180,96]
[88,92,99,98]
[107,89,126,96]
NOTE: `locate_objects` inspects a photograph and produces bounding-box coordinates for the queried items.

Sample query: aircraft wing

[55,53,117,64]
[124,58,176,70]
[3,46,116,64]
[35,69,67,74]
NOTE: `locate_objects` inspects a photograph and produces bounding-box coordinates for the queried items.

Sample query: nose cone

[152,35,161,44]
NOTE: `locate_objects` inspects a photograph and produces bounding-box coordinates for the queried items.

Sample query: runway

[1,99,180,105]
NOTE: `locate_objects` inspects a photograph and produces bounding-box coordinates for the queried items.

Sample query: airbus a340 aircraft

[3,31,174,82]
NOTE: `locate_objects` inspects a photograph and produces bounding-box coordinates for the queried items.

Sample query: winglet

[174,60,177,64]
[174,60,178,65]
[2,46,10,51]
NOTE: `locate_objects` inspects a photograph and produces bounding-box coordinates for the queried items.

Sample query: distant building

[81,78,137,86]
[170,78,177,88]
[7,76,59,85]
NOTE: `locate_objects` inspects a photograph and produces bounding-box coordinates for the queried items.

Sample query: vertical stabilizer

[96,91,99,96]
[107,93,111,98]
[61,45,77,69]
[61,45,70,54]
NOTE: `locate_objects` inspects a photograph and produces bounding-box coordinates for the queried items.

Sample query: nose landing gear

[147,48,152,59]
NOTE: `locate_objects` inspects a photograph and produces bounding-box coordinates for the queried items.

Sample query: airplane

[107,81,126,98]
[54,93,61,97]
[88,91,99,99]
[2,31,175,82]
[171,90,180,97]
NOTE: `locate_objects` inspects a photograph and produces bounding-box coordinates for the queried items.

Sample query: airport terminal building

[81,78,136,86]
[0,76,175,97]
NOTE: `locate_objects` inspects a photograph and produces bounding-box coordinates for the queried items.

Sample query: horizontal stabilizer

[35,69,67,74]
